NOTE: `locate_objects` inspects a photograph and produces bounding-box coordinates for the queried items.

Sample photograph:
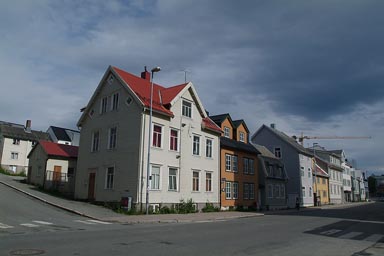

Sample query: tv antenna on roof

[180,69,191,83]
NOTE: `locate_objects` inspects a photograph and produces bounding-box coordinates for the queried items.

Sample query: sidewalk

[0,174,263,224]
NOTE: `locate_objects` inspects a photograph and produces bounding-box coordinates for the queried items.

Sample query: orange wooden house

[209,114,260,210]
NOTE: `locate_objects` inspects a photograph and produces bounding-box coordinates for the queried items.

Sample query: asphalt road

[1,183,384,256]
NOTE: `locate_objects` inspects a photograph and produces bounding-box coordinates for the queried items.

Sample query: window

[226,182,231,199]
[239,132,245,142]
[168,168,177,191]
[91,131,99,152]
[233,182,239,199]
[182,100,192,118]
[232,155,238,172]
[302,187,306,197]
[243,183,249,199]
[111,92,119,111]
[108,127,117,149]
[249,183,255,199]
[193,135,200,155]
[205,172,212,192]
[322,178,326,184]
[151,166,160,190]
[13,139,20,145]
[107,74,114,84]
[280,184,285,198]
[105,167,114,189]
[224,127,230,138]
[243,158,249,174]
[309,187,312,197]
[152,125,162,148]
[101,96,108,114]
[205,139,212,158]
[274,184,280,198]
[268,184,273,198]
[308,170,311,178]
[323,190,327,198]
[11,152,18,160]
[249,159,254,174]
[301,166,304,177]
[170,129,178,151]
[274,147,282,158]
[67,168,75,177]
[225,154,231,171]
[268,165,274,176]
[192,171,199,191]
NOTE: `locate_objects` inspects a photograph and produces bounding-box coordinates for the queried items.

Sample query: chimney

[141,66,151,81]
[270,123,276,129]
[25,120,31,133]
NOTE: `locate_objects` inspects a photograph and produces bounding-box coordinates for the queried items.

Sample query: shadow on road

[264,201,384,222]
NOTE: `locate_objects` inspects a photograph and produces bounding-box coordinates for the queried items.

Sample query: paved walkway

[0,174,263,224]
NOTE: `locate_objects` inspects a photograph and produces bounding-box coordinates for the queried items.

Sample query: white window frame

[169,129,179,151]
[225,182,231,199]
[225,154,232,171]
[91,131,100,152]
[232,155,238,172]
[182,100,192,118]
[168,167,178,191]
[150,165,161,190]
[224,127,230,138]
[205,138,213,158]
[152,124,162,148]
[205,172,212,192]
[100,96,108,114]
[105,166,114,190]
[111,92,119,111]
[192,135,200,156]
[11,152,19,160]
[239,132,245,142]
[192,170,200,192]
[107,127,117,149]
[249,183,255,200]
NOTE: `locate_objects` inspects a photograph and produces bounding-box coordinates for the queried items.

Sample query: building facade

[75,66,221,211]
[210,114,259,210]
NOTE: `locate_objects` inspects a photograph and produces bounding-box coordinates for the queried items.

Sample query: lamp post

[146,66,161,215]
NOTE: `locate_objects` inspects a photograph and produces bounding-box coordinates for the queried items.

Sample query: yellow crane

[292,133,371,146]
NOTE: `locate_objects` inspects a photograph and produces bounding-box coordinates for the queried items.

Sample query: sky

[1,0,383,175]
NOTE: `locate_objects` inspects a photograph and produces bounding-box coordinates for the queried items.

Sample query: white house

[75,66,221,211]
[0,120,49,174]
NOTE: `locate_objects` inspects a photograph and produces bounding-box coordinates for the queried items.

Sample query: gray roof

[251,143,278,159]
[220,137,260,155]
[255,124,313,157]
[0,123,49,141]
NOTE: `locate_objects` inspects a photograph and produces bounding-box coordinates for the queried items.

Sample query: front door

[53,166,62,188]
[88,173,96,201]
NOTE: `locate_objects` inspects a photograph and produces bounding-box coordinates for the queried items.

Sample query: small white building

[75,66,221,211]
[0,120,49,174]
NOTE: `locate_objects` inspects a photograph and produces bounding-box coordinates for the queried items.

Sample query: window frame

[274,147,282,158]
[205,172,212,192]
[224,127,230,138]
[11,152,19,160]
[232,155,238,172]
[168,167,178,191]
[205,138,213,158]
[225,154,232,171]
[233,182,239,199]
[150,165,161,190]
[152,124,162,148]
[91,131,100,152]
[169,129,179,151]
[107,127,117,150]
[192,171,200,192]
[100,96,108,114]
[111,92,119,111]
[192,135,200,156]
[182,100,192,118]
[105,166,114,190]
[239,132,245,142]
[225,182,231,199]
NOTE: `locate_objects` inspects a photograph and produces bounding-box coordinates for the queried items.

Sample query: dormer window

[13,139,20,145]
[239,132,245,142]
[274,147,282,158]
[224,127,230,138]
[182,100,192,118]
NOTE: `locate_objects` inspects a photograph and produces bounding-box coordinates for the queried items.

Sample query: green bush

[177,198,196,214]
[0,167,26,177]
[202,202,220,212]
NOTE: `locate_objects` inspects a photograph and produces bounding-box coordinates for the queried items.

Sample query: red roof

[112,66,187,117]
[39,140,78,158]
[202,117,222,133]
[315,164,329,177]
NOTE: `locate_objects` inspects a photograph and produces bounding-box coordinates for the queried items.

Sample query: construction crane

[292,134,371,146]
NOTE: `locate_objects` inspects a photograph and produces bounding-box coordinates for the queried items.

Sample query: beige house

[28,140,78,196]
[0,120,49,174]
[75,66,221,211]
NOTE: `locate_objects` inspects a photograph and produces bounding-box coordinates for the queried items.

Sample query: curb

[0,180,98,220]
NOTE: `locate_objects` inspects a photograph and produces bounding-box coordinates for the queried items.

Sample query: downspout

[139,108,147,212]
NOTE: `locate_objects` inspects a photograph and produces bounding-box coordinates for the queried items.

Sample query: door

[53,166,62,188]
[88,173,96,201]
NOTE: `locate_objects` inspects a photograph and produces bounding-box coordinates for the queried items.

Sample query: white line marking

[20,223,39,228]
[86,220,112,225]
[320,229,342,235]
[0,223,14,229]
[74,220,97,225]
[33,221,53,225]
[339,232,363,239]
[364,234,384,243]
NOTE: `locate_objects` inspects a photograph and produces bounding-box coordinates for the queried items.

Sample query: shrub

[202,202,220,212]
[177,198,196,214]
